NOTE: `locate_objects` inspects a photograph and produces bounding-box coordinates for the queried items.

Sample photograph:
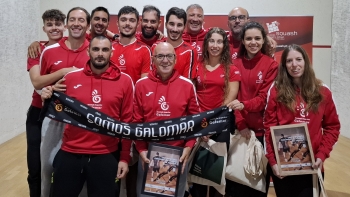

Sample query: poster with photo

[270,123,317,176]
[141,143,183,197]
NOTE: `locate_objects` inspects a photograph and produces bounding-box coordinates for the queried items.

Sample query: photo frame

[270,123,317,176]
[141,143,184,197]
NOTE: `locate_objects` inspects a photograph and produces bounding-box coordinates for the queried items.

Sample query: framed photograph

[270,123,317,176]
[141,143,184,197]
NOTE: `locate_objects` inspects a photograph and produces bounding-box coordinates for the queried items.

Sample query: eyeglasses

[153,54,176,61]
[228,15,247,22]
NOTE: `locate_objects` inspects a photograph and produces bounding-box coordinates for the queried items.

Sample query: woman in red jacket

[190,27,241,197]
[264,44,340,197]
[225,21,278,197]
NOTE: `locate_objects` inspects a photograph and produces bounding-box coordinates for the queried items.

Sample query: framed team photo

[141,143,184,197]
[270,123,317,176]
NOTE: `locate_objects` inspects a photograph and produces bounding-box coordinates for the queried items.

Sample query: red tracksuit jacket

[61,61,134,163]
[133,69,200,153]
[264,83,340,166]
[234,51,278,136]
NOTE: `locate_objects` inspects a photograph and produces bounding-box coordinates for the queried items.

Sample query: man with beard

[109,6,151,197]
[152,7,197,79]
[110,6,152,84]
[41,35,132,197]
[86,6,111,40]
[136,5,163,47]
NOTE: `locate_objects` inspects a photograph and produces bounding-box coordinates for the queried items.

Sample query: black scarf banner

[41,91,235,141]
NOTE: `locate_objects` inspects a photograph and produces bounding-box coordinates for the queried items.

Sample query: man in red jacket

[134,42,200,174]
[152,7,198,80]
[136,5,163,47]
[182,4,207,60]
[41,35,132,197]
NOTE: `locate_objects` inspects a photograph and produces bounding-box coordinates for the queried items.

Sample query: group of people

[25,3,340,197]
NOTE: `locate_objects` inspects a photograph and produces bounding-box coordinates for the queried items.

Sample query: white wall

[332,0,350,139]
[0,0,40,144]
[40,0,332,86]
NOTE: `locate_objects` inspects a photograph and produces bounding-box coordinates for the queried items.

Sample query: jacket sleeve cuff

[315,152,327,162]
[185,138,196,148]
[267,155,277,166]
[237,121,248,131]
[242,101,250,111]
[120,151,131,164]
[135,141,148,153]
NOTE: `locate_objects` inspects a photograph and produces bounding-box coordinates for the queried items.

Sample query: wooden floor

[0,133,349,197]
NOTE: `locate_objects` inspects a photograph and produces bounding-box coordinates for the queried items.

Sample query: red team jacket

[40,37,90,76]
[234,52,278,136]
[133,69,200,153]
[27,43,46,108]
[182,29,208,60]
[61,61,133,163]
[264,83,340,166]
[228,32,241,65]
[135,32,161,48]
[151,40,198,79]
[110,39,152,84]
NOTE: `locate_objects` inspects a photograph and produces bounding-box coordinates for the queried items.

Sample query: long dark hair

[201,27,232,104]
[276,44,323,112]
[238,21,268,57]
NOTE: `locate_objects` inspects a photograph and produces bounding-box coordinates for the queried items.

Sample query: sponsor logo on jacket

[256,71,263,83]
[156,96,170,117]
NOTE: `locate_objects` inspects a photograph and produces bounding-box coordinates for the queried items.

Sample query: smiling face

[153,43,176,80]
[141,11,160,39]
[207,33,224,58]
[43,19,65,42]
[228,7,249,36]
[90,10,109,36]
[67,10,89,39]
[166,15,185,41]
[286,50,305,83]
[186,7,203,34]
[242,28,264,59]
[118,13,138,38]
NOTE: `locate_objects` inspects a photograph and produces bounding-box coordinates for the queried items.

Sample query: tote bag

[187,139,227,195]
[225,130,267,192]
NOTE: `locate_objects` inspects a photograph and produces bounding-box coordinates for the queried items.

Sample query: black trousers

[271,171,324,197]
[26,105,42,197]
[51,149,120,197]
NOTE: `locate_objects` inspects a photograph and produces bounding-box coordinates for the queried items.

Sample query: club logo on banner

[43,91,235,141]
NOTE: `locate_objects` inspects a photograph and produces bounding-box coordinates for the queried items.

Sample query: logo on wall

[158,96,169,111]
[92,90,101,104]
[266,20,298,41]
[266,21,280,33]
[118,54,125,66]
